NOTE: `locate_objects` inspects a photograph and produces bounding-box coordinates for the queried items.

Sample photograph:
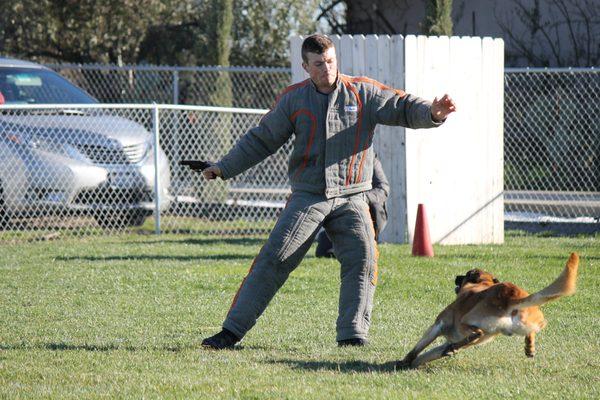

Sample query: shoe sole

[201,342,236,350]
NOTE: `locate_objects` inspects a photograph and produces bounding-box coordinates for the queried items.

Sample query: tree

[0,0,197,64]
[137,1,212,66]
[206,0,234,203]
[0,0,321,67]
[209,0,233,105]
[495,0,600,67]
[230,0,320,67]
[316,0,347,35]
[336,1,399,35]
[423,0,453,36]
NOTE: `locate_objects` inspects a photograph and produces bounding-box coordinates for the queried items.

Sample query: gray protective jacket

[217,74,442,198]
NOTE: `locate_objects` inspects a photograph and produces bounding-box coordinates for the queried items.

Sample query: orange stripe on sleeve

[291,109,317,180]
[341,76,364,186]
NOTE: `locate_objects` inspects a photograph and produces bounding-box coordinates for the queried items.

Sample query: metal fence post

[172,71,179,105]
[152,103,161,234]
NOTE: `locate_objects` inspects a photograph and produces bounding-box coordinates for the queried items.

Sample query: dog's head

[454,269,499,294]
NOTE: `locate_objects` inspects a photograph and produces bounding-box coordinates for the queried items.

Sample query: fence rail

[0,104,295,236]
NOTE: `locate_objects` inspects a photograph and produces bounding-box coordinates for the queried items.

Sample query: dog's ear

[465,269,481,283]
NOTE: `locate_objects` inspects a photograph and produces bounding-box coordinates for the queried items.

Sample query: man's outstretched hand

[431,94,457,122]
[202,164,222,180]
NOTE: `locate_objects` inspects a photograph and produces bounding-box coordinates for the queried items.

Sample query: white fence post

[152,103,161,235]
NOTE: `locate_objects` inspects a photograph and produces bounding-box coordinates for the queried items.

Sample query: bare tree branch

[551,0,581,65]
[317,0,344,21]
[495,0,599,66]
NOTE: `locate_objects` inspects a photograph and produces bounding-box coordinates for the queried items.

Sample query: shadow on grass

[115,237,267,247]
[0,342,197,353]
[267,358,400,374]
[56,254,254,262]
[161,228,273,236]
[432,253,586,262]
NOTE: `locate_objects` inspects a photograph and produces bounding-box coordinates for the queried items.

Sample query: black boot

[337,338,368,347]
[201,328,240,349]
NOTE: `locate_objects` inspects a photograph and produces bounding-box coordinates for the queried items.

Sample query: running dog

[396,253,579,369]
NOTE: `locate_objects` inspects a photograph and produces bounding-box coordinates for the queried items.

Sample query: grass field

[1,230,599,399]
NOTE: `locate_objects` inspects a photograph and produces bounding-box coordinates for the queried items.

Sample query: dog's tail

[510,253,579,310]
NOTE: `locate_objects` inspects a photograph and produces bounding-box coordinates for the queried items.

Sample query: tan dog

[397,253,579,369]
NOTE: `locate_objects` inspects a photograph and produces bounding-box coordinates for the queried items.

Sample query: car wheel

[122,209,150,227]
[94,209,151,229]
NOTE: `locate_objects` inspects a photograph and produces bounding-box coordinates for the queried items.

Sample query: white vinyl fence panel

[291,34,504,244]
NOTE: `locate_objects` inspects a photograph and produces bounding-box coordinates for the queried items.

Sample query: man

[201,34,456,349]
[315,154,389,258]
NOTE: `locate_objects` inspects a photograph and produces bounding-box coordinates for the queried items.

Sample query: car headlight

[4,131,69,155]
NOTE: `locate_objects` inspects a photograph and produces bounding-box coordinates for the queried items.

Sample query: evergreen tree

[206,0,234,203]
[423,0,453,36]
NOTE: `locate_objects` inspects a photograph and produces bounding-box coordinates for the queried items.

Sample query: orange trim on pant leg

[227,193,295,317]
[372,242,379,286]
[227,255,258,316]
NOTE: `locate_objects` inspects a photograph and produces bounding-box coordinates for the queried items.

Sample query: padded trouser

[222,191,378,342]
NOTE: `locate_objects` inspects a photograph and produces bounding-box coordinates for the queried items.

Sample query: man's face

[302,47,338,92]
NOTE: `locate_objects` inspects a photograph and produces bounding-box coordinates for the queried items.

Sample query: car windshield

[0,68,98,105]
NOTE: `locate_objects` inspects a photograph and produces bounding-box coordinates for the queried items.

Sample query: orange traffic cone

[412,203,434,257]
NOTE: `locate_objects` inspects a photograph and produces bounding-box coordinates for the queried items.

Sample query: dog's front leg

[409,328,485,368]
[396,322,442,369]
[409,342,454,367]
[442,327,485,356]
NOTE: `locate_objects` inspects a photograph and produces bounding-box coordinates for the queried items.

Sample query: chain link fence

[0,104,294,237]
[1,64,598,239]
[504,68,600,221]
[161,105,290,236]
[49,64,292,109]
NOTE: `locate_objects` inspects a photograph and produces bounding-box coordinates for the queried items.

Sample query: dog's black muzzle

[454,275,465,294]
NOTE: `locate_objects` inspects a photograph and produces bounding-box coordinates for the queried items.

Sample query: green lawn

[1,231,599,399]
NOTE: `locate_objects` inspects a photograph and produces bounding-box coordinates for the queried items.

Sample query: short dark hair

[301,34,335,63]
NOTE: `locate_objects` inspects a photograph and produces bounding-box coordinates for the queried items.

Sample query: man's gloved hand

[431,94,457,122]
[202,164,222,180]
